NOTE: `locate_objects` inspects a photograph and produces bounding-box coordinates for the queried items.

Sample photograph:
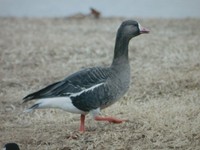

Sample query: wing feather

[23,67,110,102]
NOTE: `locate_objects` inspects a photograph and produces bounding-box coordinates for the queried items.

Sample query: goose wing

[23,67,110,103]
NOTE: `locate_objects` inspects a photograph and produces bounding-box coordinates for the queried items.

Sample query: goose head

[117,20,150,40]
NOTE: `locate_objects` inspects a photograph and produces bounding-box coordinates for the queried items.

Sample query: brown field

[0,17,200,150]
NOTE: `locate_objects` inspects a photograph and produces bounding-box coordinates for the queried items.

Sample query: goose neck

[112,35,130,66]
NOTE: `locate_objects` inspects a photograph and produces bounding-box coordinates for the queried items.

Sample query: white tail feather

[24,97,84,114]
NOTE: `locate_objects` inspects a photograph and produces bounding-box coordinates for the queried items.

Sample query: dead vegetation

[0,17,200,149]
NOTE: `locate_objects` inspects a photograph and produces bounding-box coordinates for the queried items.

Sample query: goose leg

[80,114,85,132]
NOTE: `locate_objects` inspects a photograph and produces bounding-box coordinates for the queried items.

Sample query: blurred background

[0,0,200,18]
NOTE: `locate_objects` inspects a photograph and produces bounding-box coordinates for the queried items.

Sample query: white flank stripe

[67,82,104,97]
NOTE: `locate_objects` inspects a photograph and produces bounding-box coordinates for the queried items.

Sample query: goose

[3,143,20,150]
[23,20,149,132]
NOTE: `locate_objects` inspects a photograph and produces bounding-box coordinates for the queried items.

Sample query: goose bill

[138,23,150,34]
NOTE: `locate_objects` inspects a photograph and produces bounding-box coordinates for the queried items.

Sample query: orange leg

[80,114,85,132]
[94,116,127,124]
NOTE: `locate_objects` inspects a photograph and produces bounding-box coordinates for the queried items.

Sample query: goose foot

[94,116,127,123]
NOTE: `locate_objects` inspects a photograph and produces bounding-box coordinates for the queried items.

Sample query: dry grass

[0,17,200,150]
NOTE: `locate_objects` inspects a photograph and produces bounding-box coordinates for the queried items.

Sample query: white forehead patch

[138,23,143,31]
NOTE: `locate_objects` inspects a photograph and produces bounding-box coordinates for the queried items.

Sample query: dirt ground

[0,17,200,150]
